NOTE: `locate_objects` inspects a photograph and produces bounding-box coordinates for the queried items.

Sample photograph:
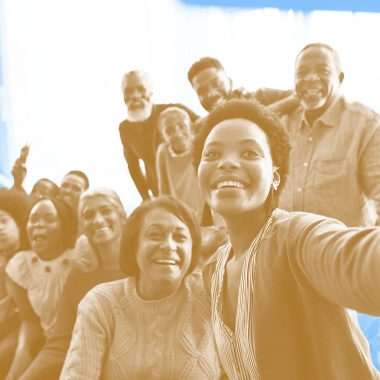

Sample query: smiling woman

[60,195,223,379]
[4,197,78,379]
[193,98,380,379]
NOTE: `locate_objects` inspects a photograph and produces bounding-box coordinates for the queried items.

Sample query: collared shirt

[279,96,380,226]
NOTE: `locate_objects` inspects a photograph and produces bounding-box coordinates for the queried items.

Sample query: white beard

[126,102,153,122]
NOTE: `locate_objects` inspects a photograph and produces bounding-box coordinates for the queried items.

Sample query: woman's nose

[160,235,176,250]
[217,154,240,170]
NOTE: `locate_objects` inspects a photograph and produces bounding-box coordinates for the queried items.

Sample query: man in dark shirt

[187,56,297,115]
[119,70,198,200]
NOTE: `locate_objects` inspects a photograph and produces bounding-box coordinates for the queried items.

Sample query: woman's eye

[174,234,187,242]
[202,151,220,160]
[242,150,259,159]
[147,233,162,240]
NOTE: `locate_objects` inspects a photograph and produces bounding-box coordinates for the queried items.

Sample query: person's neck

[224,207,270,259]
[137,279,179,300]
[96,237,121,271]
[305,108,325,125]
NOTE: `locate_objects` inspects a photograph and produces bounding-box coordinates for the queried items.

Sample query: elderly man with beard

[119,71,198,201]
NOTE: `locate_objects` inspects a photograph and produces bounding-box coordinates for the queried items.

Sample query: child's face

[197,118,276,217]
[160,111,194,154]
[0,210,20,257]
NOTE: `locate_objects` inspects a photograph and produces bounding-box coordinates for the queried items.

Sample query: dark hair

[29,196,78,249]
[31,178,59,197]
[193,98,291,208]
[64,170,90,190]
[187,57,225,84]
[296,42,342,72]
[0,188,32,250]
[120,196,201,277]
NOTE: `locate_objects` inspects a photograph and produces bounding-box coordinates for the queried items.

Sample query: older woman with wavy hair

[61,195,223,379]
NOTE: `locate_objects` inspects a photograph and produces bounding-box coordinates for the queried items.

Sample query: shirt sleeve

[5,251,31,289]
[254,87,294,105]
[287,213,380,315]
[119,123,150,200]
[156,143,170,195]
[359,118,380,219]
[60,291,110,380]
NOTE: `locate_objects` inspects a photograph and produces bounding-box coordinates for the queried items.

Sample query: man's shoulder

[342,97,380,120]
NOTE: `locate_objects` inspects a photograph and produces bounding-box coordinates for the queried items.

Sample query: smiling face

[27,199,65,260]
[81,195,124,247]
[135,208,192,299]
[60,174,87,210]
[295,46,343,113]
[198,118,277,218]
[191,67,232,112]
[0,210,20,257]
[123,72,153,122]
[160,109,194,154]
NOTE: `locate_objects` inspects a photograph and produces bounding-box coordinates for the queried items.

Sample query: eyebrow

[145,223,188,231]
[205,138,264,147]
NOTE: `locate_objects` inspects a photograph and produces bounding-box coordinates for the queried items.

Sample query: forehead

[124,73,151,90]
[81,195,113,211]
[34,180,55,192]
[31,199,57,215]
[192,67,228,89]
[296,47,338,69]
[161,110,190,125]
[141,207,189,230]
[61,174,86,188]
[205,118,270,148]
[0,209,15,221]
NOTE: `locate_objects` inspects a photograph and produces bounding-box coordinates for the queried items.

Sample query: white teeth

[216,181,244,189]
[154,259,177,265]
[94,227,109,233]
[305,89,321,95]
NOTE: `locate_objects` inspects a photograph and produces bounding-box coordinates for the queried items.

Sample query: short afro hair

[119,196,201,277]
[187,57,225,84]
[193,98,291,207]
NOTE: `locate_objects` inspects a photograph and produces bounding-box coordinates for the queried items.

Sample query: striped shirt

[210,213,275,379]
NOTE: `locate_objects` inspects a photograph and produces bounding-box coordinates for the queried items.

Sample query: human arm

[18,274,79,380]
[10,145,29,193]
[122,146,150,200]
[359,122,380,226]
[60,291,110,380]
[155,144,170,196]
[287,213,380,315]
[5,276,43,380]
[254,88,299,115]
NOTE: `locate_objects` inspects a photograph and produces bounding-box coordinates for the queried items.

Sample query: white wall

[3,0,380,214]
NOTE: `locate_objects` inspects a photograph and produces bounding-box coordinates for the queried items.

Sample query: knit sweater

[60,273,222,380]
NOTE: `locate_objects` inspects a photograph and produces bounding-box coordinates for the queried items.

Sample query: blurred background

[1,0,380,213]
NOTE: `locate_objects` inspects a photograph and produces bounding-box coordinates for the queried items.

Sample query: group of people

[0,41,380,379]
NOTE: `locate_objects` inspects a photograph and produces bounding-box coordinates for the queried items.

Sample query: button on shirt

[279,96,380,227]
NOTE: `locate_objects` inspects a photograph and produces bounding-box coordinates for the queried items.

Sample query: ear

[272,167,281,190]
[339,71,344,85]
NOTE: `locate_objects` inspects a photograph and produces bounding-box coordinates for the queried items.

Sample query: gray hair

[78,187,127,225]
[120,70,153,94]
